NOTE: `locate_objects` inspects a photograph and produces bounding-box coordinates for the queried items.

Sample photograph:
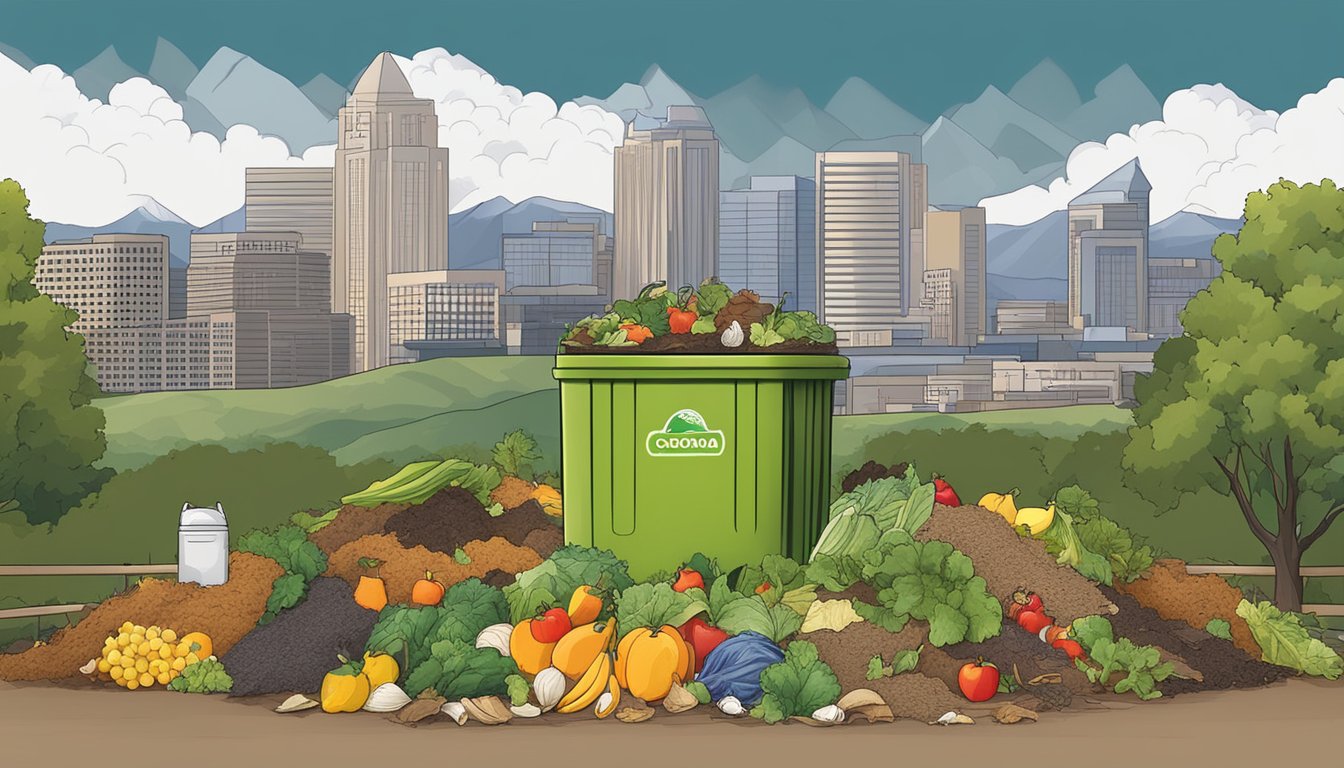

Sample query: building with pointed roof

[1067,159,1150,332]
[334,51,449,371]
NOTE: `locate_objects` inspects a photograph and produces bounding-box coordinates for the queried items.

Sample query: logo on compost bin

[646,409,725,457]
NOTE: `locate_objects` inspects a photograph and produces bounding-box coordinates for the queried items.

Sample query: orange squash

[567,584,603,626]
[552,620,616,680]
[510,619,556,676]
[354,576,388,612]
[616,625,685,702]
[411,572,445,606]
[679,638,696,684]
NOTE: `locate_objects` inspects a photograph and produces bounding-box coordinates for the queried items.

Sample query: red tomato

[958,658,1000,703]
[672,568,705,593]
[677,618,729,673]
[529,607,572,643]
[1017,610,1052,635]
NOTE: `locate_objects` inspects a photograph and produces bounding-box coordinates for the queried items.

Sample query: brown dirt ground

[915,503,1115,623]
[926,623,1095,698]
[0,552,282,681]
[1116,559,1261,658]
[324,534,541,604]
[308,502,408,555]
[489,476,537,510]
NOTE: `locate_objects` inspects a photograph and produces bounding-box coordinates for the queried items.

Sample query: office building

[387,270,505,363]
[920,268,955,343]
[34,234,171,334]
[613,106,718,300]
[815,151,928,345]
[1148,257,1220,337]
[84,311,353,393]
[502,221,605,292]
[994,300,1074,336]
[502,286,609,356]
[923,207,986,345]
[1067,159,1150,331]
[335,52,450,371]
[718,176,817,312]
[188,233,331,314]
[245,167,335,261]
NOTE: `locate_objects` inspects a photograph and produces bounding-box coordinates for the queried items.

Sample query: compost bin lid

[179,503,227,528]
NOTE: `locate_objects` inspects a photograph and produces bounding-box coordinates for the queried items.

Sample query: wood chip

[992,704,1039,724]
[394,696,447,726]
[615,706,654,723]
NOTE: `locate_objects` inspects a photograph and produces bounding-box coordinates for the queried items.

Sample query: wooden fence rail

[0,564,178,628]
[1184,564,1344,617]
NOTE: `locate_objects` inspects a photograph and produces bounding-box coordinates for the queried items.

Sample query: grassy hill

[96,357,557,471]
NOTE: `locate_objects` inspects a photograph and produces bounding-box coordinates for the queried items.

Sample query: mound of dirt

[915,504,1114,623]
[383,487,498,555]
[0,553,281,682]
[222,577,379,696]
[804,620,962,721]
[325,534,541,604]
[490,476,537,511]
[1117,559,1261,659]
[309,501,409,555]
[1101,586,1289,695]
[928,624,1094,698]
[840,461,911,494]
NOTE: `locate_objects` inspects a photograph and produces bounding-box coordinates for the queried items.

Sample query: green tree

[1124,180,1344,611]
[491,429,540,478]
[0,179,110,523]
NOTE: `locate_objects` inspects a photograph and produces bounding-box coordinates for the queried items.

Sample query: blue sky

[3,0,1342,117]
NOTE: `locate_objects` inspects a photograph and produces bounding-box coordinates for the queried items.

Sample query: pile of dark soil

[1117,559,1261,658]
[805,620,962,721]
[309,501,408,555]
[384,487,497,554]
[384,488,557,556]
[1101,586,1289,695]
[222,577,379,696]
[915,504,1114,623]
[840,461,911,494]
[325,534,542,604]
[929,624,1094,697]
[562,334,838,355]
[480,570,518,589]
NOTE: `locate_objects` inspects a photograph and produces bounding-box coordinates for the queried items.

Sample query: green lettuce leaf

[1236,600,1343,679]
[751,640,841,723]
[615,582,709,638]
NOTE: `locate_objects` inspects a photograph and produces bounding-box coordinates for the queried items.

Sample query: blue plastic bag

[695,631,784,706]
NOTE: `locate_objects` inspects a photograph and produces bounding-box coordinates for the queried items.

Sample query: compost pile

[560,279,839,355]
[4,457,1338,730]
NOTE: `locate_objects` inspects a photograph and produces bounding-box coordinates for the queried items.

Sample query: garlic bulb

[721,320,744,348]
[475,623,513,656]
[811,704,845,724]
[80,658,98,676]
[362,683,412,713]
[533,666,565,712]
[716,696,745,716]
[440,701,468,726]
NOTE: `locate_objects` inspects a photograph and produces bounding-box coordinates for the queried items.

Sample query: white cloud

[0,48,625,228]
[395,49,624,213]
[980,79,1344,225]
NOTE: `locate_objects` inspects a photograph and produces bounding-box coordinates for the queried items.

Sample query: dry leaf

[836,689,894,723]
[800,599,864,633]
[663,683,698,714]
[992,704,1039,724]
[274,694,319,713]
[462,696,513,725]
[394,696,447,726]
[615,706,654,723]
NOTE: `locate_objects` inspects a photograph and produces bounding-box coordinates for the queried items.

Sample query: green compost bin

[553,354,850,578]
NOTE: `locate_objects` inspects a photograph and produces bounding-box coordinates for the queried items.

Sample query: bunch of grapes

[94,622,202,690]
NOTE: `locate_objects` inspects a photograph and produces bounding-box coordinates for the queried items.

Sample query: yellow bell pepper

[321,657,370,713]
[977,488,1020,526]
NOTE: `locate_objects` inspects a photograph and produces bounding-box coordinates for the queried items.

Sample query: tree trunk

[1268,534,1304,612]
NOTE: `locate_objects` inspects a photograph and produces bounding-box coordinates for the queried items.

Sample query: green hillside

[96,357,556,471]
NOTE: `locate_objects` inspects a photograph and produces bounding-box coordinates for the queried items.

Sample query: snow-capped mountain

[43,197,195,266]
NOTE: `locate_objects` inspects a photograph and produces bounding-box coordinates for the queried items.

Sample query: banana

[557,651,611,713]
[594,673,621,718]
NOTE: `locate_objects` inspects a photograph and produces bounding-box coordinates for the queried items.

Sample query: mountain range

[7,39,1161,209]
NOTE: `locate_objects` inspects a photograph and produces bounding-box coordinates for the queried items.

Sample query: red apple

[958,658,1000,703]
[530,607,572,643]
[677,617,728,672]
[672,568,705,593]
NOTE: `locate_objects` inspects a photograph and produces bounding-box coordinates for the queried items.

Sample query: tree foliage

[1124,179,1344,609]
[0,179,110,523]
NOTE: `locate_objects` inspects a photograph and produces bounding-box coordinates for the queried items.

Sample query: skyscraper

[718,176,817,312]
[1067,160,1150,331]
[335,52,449,371]
[245,167,335,295]
[815,151,927,345]
[34,234,171,334]
[923,207,987,346]
[613,106,719,299]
